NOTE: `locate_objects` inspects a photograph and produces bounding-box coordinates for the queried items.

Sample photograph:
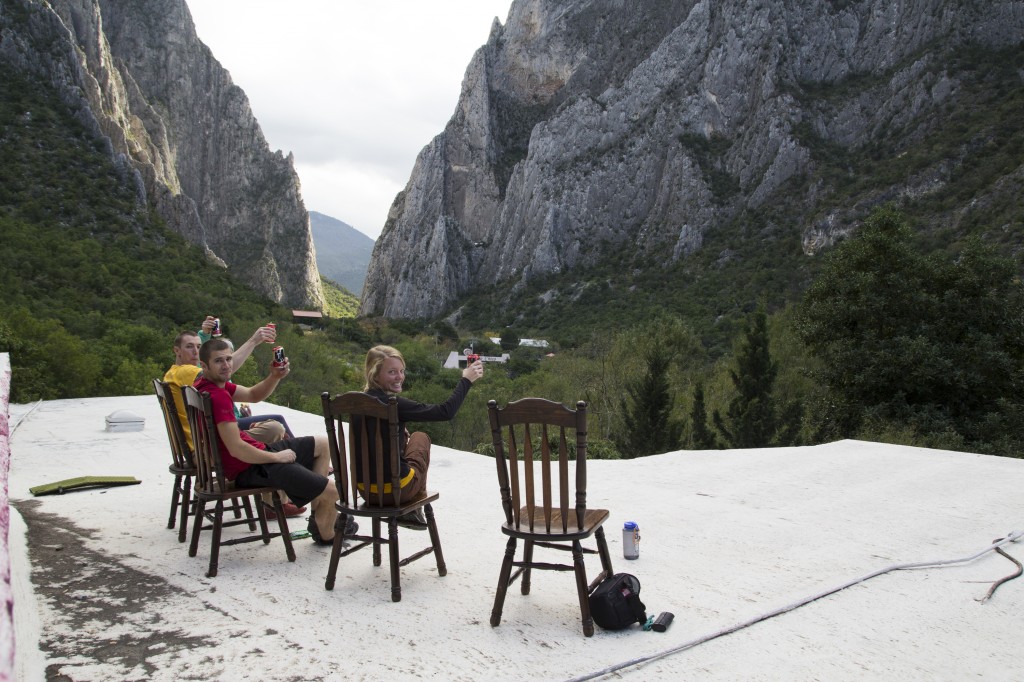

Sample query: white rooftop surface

[7,394,1024,681]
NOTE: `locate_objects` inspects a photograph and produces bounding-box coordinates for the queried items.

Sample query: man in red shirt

[193,337,348,545]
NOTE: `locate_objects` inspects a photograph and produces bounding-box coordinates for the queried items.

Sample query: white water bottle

[623,521,640,560]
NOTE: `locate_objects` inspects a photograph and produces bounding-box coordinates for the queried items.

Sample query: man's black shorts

[235,436,327,508]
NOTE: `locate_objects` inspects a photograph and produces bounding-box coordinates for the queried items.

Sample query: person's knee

[409,431,431,449]
[246,419,286,444]
[321,479,339,500]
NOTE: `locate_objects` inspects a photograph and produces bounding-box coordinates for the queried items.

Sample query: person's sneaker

[282,502,307,517]
[343,516,359,537]
[307,517,333,546]
[395,509,428,530]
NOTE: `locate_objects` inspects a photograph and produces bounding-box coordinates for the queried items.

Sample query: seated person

[163,326,302,516]
[194,337,352,545]
[357,344,483,528]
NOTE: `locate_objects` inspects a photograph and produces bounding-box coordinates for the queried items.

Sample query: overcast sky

[184,1,514,240]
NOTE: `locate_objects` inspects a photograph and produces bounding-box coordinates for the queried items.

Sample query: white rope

[9,399,43,435]
[566,529,1024,682]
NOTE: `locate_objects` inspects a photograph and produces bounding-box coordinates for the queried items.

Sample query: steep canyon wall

[0,0,323,309]
[361,0,1024,320]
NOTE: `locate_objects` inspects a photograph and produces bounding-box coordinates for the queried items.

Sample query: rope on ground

[9,399,43,435]
[976,537,1022,604]
[565,529,1024,682]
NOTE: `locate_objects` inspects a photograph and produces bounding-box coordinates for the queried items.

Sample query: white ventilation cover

[105,409,145,432]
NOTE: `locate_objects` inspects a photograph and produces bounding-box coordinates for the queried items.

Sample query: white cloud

[185,0,513,238]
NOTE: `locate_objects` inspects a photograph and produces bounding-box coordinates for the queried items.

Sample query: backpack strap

[625,590,647,624]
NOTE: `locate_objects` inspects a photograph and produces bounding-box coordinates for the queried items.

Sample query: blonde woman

[360,345,483,528]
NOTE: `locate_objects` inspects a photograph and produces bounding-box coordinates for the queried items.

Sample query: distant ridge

[309,211,375,297]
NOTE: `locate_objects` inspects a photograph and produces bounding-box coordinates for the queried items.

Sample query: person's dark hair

[199,337,232,365]
[173,330,199,348]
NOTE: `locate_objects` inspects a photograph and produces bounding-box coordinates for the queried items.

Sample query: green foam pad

[30,476,142,496]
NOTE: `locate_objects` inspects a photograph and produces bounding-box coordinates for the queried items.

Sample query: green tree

[796,207,1024,452]
[713,307,785,448]
[506,345,542,378]
[433,320,459,344]
[688,381,719,449]
[499,329,521,351]
[2,307,103,400]
[616,350,683,458]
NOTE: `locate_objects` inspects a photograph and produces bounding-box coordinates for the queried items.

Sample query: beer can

[266,323,276,343]
[272,345,286,367]
[211,318,222,337]
[623,521,640,560]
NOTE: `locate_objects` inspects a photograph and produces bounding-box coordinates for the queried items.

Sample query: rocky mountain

[0,0,324,309]
[309,211,374,296]
[361,0,1024,320]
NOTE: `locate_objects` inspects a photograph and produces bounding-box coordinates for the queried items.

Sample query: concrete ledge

[0,353,15,682]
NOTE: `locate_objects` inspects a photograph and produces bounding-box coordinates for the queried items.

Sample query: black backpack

[589,573,647,630]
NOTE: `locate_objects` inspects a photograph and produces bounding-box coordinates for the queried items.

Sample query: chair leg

[491,537,517,627]
[241,497,257,531]
[255,495,272,545]
[521,540,535,595]
[271,493,296,562]
[372,517,383,567]
[168,474,182,529]
[424,503,447,577]
[325,515,344,591]
[387,517,401,602]
[229,496,243,520]
[208,500,224,578]
[572,539,595,637]
[177,475,192,543]
[189,498,207,558]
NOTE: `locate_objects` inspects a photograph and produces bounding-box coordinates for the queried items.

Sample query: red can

[266,323,276,343]
[272,346,286,367]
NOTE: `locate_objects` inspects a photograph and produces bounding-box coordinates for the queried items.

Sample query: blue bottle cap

[624,521,638,530]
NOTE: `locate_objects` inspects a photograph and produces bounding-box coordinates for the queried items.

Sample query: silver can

[623,521,640,560]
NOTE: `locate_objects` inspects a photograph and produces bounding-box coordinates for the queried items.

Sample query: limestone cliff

[0,0,324,309]
[361,0,1024,319]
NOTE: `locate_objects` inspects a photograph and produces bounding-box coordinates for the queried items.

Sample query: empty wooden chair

[184,386,295,577]
[487,398,614,636]
[321,391,447,602]
[152,379,196,542]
